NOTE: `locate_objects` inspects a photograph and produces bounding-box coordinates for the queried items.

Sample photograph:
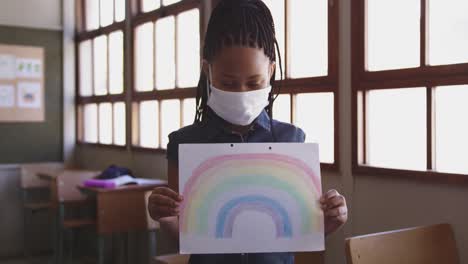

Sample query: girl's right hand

[148,187,184,220]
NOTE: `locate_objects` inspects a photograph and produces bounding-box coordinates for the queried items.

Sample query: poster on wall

[17,82,41,109]
[0,85,15,108]
[0,44,44,122]
[0,54,16,80]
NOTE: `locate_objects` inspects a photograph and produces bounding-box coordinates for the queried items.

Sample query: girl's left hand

[320,189,348,236]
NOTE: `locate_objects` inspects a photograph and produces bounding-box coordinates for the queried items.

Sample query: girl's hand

[148,187,183,220]
[320,189,348,236]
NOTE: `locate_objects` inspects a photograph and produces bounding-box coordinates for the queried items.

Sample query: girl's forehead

[211,46,271,71]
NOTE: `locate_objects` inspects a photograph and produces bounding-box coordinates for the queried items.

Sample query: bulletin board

[0,44,45,122]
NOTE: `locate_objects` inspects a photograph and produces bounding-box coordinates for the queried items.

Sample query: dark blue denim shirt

[167,107,305,264]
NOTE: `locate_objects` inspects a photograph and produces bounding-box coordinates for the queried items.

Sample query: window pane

[366,0,420,71]
[273,94,291,123]
[177,9,200,88]
[435,85,468,174]
[79,40,93,96]
[84,104,98,143]
[114,102,126,146]
[366,88,426,170]
[289,0,328,78]
[155,16,176,90]
[139,101,159,148]
[163,0,181,6]
[86,0,100,30]
[161,100,180,149]
[262,0,285,80]
[142,0,160,12]
[183,98,196,126]
[295,93,334,163]
[428,0,468,65]
[115,0,125,22]
[94,35,108,95]
[99,103,113,144]
[100,0,114,27]
[135,22,154,91]
[109,31,124,94]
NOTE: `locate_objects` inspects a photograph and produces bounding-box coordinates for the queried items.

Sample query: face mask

[207,84,272,126]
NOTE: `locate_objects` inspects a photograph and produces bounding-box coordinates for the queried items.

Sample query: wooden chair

[145,191,161,263]
[54,170,99,264]
[345,223,459,264]
[154,254,190,264]
[19,162,64,256]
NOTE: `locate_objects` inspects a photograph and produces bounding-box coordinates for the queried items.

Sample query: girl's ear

[269,62,276,79]
[202,59,210,77]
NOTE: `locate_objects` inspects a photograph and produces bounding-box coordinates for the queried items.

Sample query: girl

[148,0,348,263]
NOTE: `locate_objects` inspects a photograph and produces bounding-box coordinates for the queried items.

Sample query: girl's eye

[221,82,236,88]
[248,83,262,88]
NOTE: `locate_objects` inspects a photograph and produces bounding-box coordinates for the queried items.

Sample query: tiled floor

[0,256,50,264]
[0,256,92,264]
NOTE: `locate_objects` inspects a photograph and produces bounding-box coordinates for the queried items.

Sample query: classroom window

[428,0,468,66]
[365,88,427,171]
[434,85,468,175]
[262,0,338,165]
[296,93,335,164]
[353,0,468,179]
[76,0,126,147]
[132,0,201,151]
[76,0,339,168]
[138,101,159,148]
[366,0,420,71]
[85,0,126,30]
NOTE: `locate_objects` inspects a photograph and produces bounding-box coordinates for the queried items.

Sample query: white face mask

[207,84,271,126]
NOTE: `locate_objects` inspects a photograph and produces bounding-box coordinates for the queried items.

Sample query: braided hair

[194,0,283,124]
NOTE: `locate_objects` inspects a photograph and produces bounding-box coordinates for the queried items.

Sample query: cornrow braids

[194,0,284,126]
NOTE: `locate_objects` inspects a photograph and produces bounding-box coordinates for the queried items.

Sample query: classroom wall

[0,0,62,30]
[0,2,63,257]
[0,26,63,164]
[73,2,468,264]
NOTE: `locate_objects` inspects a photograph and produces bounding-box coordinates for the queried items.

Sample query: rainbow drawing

[179,147,323,248]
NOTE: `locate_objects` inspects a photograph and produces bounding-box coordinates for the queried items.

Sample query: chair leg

[22,190,29,258]
[57,203,65,264]
[69,229,75,264]
[148,230,157,264]
[49,209,57,264]
[98,235,105,264]
[23,208,29,258]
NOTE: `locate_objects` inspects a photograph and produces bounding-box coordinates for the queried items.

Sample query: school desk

[78,181,167,264]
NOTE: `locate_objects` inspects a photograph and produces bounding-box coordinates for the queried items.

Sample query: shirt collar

[203,107,272,136]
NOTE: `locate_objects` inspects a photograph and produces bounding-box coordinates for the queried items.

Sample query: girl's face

[203,46,276,92]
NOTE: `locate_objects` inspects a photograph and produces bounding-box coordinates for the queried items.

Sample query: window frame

[130,0,203,154]
[271,0,340,170]
[75,0,128,149]
[352,0,468,183]
[75,0,341,171]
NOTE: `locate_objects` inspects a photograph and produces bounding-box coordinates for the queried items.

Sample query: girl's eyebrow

[247,74,263,80]
[220,73,263,79]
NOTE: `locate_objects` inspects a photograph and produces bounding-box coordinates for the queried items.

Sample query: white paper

[17,82,41,109]
[0,85,15,108]
[0,54,16,79]
[179,143,324,254]
[16,58,42,78]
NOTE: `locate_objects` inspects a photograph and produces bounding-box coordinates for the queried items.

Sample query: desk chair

[19,162,64,256]
[145,191,160,261]
[345,223,459,264]
[54,170,99,264]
